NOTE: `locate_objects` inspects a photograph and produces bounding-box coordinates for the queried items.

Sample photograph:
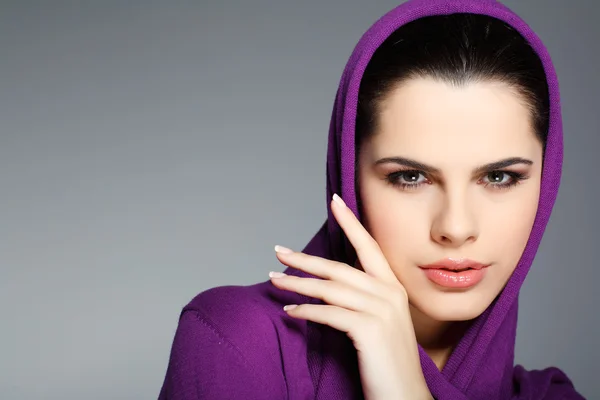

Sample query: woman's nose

[430,192,479,247]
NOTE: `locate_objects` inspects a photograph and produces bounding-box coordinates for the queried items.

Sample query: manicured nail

[332,193,346,207]
[283,304,298,311]
[269,271,287,279]
[274,245,293,254]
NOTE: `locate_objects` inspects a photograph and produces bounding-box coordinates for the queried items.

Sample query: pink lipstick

[419,258,488,289]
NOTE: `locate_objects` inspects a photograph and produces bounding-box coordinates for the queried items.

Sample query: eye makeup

[384,168,530,191]
[377,156,533,191]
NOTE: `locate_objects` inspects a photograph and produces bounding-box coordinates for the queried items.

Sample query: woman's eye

[484,171,511,185]
[400,171,424,183]
[386,170,428,188]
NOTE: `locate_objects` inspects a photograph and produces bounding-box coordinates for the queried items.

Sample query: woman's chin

[409,289,493,322]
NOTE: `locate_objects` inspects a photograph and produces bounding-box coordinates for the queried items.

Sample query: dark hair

[356,13,549,158]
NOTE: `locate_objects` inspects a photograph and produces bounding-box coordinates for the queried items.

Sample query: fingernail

[332,193,346,207]
[283,304,298,311]
[274,245,293,254]
[269,271,287,278]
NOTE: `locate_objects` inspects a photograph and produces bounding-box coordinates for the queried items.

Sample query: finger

[331,194,398,283]
[274,248,384,296]
[282,303,362,334]
[270,274,380,313]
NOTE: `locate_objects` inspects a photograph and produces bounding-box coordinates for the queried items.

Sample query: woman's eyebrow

[375,156,440,174]
[374,156,534,174]
[473,157,534,174]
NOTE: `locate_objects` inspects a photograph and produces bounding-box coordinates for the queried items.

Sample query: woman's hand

[269,193,433,400]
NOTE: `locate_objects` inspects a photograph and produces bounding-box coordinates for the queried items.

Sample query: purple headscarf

[293,0,583,398]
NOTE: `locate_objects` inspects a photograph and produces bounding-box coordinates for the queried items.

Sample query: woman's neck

[409,304,470,370]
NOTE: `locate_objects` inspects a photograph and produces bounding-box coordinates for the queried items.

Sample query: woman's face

[357,77,543,322]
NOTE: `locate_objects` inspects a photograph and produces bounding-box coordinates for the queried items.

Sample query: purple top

[158,0,584,398]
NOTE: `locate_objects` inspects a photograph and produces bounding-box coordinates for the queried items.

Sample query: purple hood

[288,0,581,398]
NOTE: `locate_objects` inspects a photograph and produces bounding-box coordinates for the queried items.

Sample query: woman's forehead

[367,78,541,162]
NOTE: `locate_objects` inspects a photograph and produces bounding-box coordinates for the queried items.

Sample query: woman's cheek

[483,189,540,274]
[364,196,427,267]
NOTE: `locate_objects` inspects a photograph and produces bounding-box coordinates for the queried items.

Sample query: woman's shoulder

[183,276,312,340]
[184,280,283,322]
[182,281,290,359]
[158,280,313,400]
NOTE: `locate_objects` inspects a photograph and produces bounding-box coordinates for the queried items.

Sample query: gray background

[1,1,598,399]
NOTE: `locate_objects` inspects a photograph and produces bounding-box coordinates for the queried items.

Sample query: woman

[158,1,584,399]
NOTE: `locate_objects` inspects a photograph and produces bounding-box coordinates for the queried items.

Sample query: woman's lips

[419,258,489,289]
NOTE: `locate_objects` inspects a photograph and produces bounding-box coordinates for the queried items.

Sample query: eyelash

[385,170,529,191]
